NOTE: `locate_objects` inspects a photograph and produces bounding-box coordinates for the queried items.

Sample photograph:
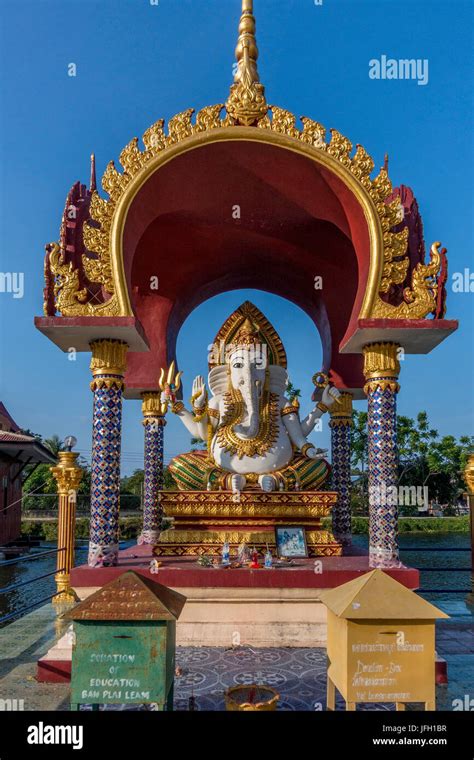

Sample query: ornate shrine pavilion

[35,0,457,585]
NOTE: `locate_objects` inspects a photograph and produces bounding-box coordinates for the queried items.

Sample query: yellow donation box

[319,570,448,711]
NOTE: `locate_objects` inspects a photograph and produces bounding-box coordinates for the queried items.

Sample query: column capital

[363,342,400,394]
[329,392,353,425]
[141,391,167,423]
[50,451,83,494]
[90,339,128,391]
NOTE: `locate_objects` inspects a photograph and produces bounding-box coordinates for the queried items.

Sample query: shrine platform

[68,544,420,650]
[71,542,419,591]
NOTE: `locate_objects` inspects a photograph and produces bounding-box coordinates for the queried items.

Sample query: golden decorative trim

[175,519,321,527]
[161,490,337,519]
[56,116,398,319]
[363,379,400,395]
[281,405,299,417]
[152,544,342,558]
[50,451,83,494]
[371,241,443,319]
[363,342,400,381]
[53,573,76,605]
[157,529,337,546]
[216,387,280,459]
[171,401,185,415]
[46,241,120,317]
[226,0,268,126]
[90,377,125,392]
[329,417,353,427]
[329,392,353,420]
[208,407,220,420]
[141,391,166,424]
[47,0,446,323]
[300,443,314,458]
[143,416,166,427]
[90,339,127,377]
[317,402,328,414]
[141,391,162,416]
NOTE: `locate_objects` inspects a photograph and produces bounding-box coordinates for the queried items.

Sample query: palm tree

[43,435,64,456]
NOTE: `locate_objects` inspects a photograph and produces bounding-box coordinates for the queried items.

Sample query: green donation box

[319,569,448,712]
[66,571,186,711]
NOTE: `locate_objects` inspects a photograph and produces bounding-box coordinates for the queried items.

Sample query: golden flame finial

[226,0,268,126]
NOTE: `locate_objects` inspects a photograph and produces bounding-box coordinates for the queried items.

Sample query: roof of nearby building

[0,430,57,465]
[0,402,20,433]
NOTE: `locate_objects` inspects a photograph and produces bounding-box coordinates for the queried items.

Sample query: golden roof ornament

[226,0,268,126]
[42,1,447,325]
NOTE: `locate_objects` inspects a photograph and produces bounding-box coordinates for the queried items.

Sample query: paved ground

[0,600,472,711]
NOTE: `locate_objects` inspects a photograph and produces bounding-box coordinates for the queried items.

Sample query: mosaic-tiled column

[363,342,401,569]
[88,339,128,567]
[329,393,353,547]
[138,392,166,545]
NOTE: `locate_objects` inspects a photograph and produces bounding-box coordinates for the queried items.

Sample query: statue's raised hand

[322,385,341,408]
[191,375,207,409]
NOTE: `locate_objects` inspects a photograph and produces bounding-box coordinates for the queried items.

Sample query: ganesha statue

[169,302,340,492]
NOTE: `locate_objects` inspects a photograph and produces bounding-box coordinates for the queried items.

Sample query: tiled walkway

[0,602,472,711]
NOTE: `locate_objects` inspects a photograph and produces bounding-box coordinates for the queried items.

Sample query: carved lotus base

[153,490,342,557]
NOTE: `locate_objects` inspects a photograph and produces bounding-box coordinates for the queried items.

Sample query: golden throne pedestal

[153,491,342,557]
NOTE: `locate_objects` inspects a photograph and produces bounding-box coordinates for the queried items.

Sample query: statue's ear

[269,365,288,394]
[208,366,227,397]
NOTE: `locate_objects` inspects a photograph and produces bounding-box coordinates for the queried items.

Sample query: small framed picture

[274,525,308,558]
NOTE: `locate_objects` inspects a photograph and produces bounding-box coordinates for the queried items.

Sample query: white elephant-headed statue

[168,301,340,492]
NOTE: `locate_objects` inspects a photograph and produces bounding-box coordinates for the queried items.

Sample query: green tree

[120,466,177,492]
[120,469,144,495]
[286,380,301,404]
[350,409,473,514]
[163,466,177,490]
[43,435,64,456]
[22,433,91,496]
[351,410,368,474]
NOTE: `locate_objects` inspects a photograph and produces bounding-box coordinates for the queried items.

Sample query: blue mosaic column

[329,393,353,547]
[139,392,166,545]
[363,343,401,569]
[88,339,127,568]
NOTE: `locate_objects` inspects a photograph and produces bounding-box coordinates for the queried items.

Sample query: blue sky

[0,0,472,474]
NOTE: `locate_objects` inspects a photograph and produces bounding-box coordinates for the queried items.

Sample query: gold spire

[226,0,268,126]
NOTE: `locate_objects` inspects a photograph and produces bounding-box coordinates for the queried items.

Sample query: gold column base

[53,572,77,605]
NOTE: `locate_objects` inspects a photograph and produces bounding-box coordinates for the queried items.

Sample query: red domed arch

[113,132,382,396]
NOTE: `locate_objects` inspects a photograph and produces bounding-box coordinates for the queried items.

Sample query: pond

[0,533,471,625]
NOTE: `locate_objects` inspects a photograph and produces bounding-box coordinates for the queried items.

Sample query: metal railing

[21,493,142,513]
[0,545,87,625]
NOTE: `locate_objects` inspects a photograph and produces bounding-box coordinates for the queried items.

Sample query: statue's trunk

[237,372,260,438]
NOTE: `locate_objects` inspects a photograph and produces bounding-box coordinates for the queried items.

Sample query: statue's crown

[208,301,287,369]
[232,317,262,348]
